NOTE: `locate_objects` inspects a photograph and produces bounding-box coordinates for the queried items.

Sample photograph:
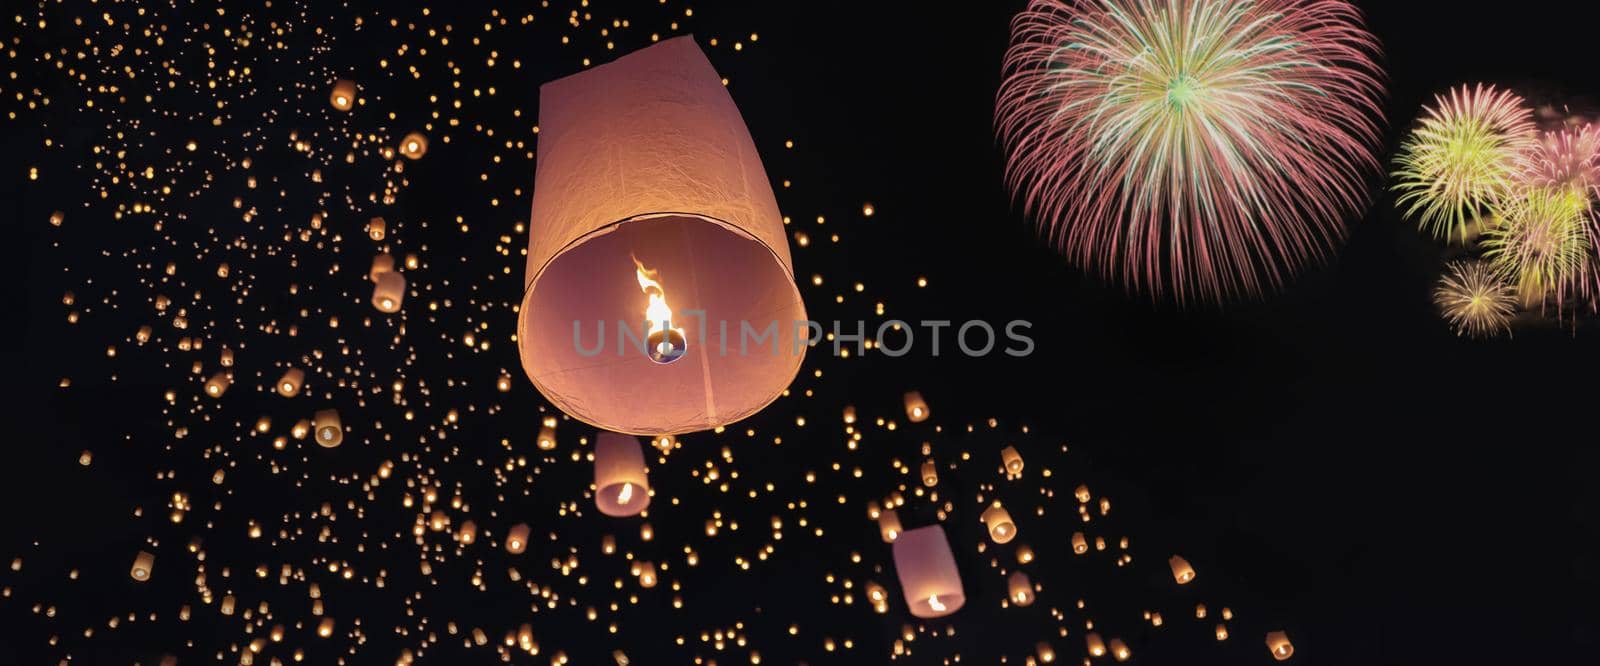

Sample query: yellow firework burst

[1433,260,1517,339]
[1480,186,1595,308]
[1393,84,1536,244]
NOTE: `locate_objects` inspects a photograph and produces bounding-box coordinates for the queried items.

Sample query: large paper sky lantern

[892,525,965,619]
[517,36,806,436]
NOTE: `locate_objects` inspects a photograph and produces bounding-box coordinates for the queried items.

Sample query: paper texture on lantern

[892,525,965,618]
[518,36,806,436]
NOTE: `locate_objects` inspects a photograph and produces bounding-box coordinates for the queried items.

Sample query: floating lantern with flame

[373,271,406,313]
[130,550,154,581]
[277,368,304,398]
[329,79,356,111]
[594,431,650,517]
[1266,631,1295,660]
[903,391,930,423]
[516,36,806,436]
[892,525,965,618]
[1169,555,1197,584]
[313,409,342,448]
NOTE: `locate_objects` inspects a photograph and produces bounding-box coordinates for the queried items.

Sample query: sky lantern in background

[1266,631,1295,660]
[130,551,154,581]
[372,271,406,313]
[1001,445,1023,475]
[982,504,1017,544]
[277,368,304,398]
[594,431,650,517]
[329,79,355,111]
[1169,555,1196,584]
[204,372,229,398]
[398,132,428,159]
[367,216,387,241]
[878,509,902,543]
[892,525,965,619]
[370,254,395,282]
[1008,571,1034,606]
[517,36,806,436]
[505,523,530,554]
[903,391,930,422]
[313,409,343,448]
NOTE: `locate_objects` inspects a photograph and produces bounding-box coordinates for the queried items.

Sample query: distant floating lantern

[317,617,336,638]
[399,132,428,159]
[329,79,356,111]
[638,561,658,588]
[370,254,396,282]
[1008,571,1034,606]
[842,405,857,424]
[372,271,406,313]
[1036,641,1056,662]
[368,216,387,241]
[1266,631,1294,660]
[891,525,965,618]
[1085,632,1106,658]
[458,520,477,545]
[130,550,154,581]
[1001,446,1024,475]
[1169,555,1196,584]
[516,36,806,436]
[1016,543,1034,564]
[1109,638,1131,662]
[505,523,530,554]
[878,509,903,543]
[594,431,650,517]
[204,372,230,398]
[1075,484,1091,503]
[49,210,64,226]
[981,504,1017,544]
[537,426,558,450]
[277,368,305,397]
[313,409,343,448]
[1215,624,1229,641]
[1071,531,1088,554]
[903,391,930,423]
[920,460,938,487]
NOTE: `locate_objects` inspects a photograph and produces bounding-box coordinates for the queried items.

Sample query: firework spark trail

[1392,84,1537,245]
[997,0,1386,304]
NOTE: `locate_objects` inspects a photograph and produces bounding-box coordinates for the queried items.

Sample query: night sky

[3,1,1597,665]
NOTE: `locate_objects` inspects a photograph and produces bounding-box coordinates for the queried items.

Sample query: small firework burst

[1434,260,1517,339]
[1480,186,1596,309]
[995,0,1385,304]
[1393,84,1537,244]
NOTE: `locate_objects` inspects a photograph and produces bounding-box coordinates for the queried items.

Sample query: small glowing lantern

[458,520,477,545]
[370,254,396,282]
[130,550,154,581]
[505,523,530,554]
[903,391,930,423]
[920,460,938,487]
[1169,555,1196,584]
[843,405,857,424]
[1109,638,1131,662]
[1016,543,1035,564]
[368,216,387,241]
[537,426,557,450]
[318,617,336,638]
[329,79,356,111]
[277,368,305,397]
[399,132,428,159]
[1266,631,1294,660]
[1085,632,1106,658]
[1007,571,1034,606]
[594,431,650,517]
[373,271,406,313]
[204,372,230,398]
[1071,531,1088,554]
[1036,642,1056,662]
[1075,484,1091,503]
[878,509,903,543]
[638,561,658,588]
[891,525,965,619]
[1215,624,1229,641]
[1001,445,1024,475]
[981,504,1017,544]
[313,409,343,448]
[517,37,806,436]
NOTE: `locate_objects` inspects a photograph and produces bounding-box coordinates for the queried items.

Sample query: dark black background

[5,1,1597,664]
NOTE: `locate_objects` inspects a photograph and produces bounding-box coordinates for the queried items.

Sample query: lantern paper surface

[891,525,965,618]
[517,36,805,436]
[594,431,650,517]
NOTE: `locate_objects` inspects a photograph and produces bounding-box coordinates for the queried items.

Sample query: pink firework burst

[996,0,1386,304]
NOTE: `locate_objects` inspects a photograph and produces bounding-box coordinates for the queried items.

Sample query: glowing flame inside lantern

[927,594,946,612]
[616,482,634,505]
[633,256,687,364]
